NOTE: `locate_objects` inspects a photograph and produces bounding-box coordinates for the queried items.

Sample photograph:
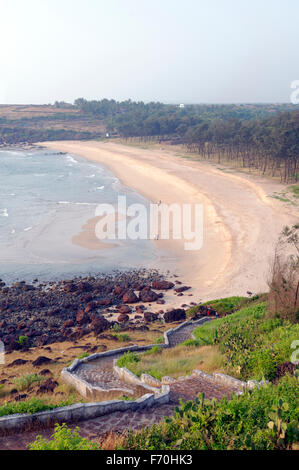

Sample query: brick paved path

[0,320,238,450]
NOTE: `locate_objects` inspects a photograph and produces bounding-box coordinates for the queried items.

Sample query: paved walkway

[0,320,239,450]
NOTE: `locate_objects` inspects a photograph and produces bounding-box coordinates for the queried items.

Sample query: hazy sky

[0,0,298,104]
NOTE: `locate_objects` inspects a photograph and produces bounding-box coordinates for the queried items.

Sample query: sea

[0,147,159,284]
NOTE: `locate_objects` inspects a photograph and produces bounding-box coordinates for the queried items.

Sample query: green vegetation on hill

[121,376,299,450]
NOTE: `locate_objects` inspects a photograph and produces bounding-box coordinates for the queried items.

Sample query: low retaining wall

[0,386,170,435]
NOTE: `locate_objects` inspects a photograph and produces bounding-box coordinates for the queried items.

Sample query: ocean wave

[0,209,8,217]
[97,186,105,190]
[66,155,78,165]
[24,227,33,232]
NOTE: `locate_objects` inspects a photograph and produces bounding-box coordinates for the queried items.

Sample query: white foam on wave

[24,227,32,232]
[0,209,8,217]
[66,155,78,165]
[97,186,105,190]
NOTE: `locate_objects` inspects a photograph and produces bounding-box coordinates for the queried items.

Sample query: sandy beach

[42,140,298,302]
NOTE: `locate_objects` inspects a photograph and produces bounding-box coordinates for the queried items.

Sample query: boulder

[175,286,191,293]
[117,314,130,323]
[152,280,175,290]
[32,356,52,367]
[164,309,186,323]
[118,305,132,314]
[122,290,138,304]
[139,288,159,303]
[76,309,90,325]
[144,312,158,322]
[91,316,110,335]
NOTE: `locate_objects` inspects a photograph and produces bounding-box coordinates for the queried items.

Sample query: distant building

[106,133,110,138]
[179,104,185,109]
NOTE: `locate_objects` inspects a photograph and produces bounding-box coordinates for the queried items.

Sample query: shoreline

[41,141,234,302]
[39,140,299,301]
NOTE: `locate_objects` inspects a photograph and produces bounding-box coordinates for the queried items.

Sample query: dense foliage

[29,423,100,450]
[121,377,299,450]
[194,302,299,380]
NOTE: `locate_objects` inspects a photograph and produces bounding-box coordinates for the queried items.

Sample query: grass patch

[111,334,131,343]
[193,301,299,381]
[288,184,299,198]
[13,374,44,392]
[0,397,75,417]
[116,351,140,369]
[120,344,225,380]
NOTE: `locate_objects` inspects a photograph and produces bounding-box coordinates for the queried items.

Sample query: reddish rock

[0,320,7,329]
[152,280,175,290]
[76,309,90,325]
[85,301,97,314]
[144,312,158,322]
[117,314,130,323]
[139,288,160,303]
[157,299,165,305]
[91,316,110,335]
[175,286,191,293]
[63,319,74,329]
[122,290,138,304]
[164,309,186,323]
[118,305,132,314]
[97,298,111,306]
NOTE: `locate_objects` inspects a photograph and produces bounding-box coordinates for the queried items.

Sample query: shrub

[28,423,101,450]
[116,351,140,369]
[112,334,131,342]
[78,352,89,360]
[121,376,299,450]
[154,336,164,344]
[17,336,29,348]
[144,346,163,356]
[0,397,74,417]
[13,374,44,392]
[268,225,299,323]
[182,339,201,347]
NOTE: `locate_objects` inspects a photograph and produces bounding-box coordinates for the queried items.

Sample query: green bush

[17,336,29,348]
[116,351,140,369]
[112,334,131,342]
[121,376,299,450]
[182,339,201,347]
[193,302,299,381]
[0,397,74,417]
[144,346,163,356]
[13,374,44,392]
[29,423,101,450]
[154,336,164,344]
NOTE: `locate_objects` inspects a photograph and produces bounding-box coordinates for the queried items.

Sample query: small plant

[120,395,134,401]
[13,373,44,392]
[17,336,29,348]
[112,323,121,333]
[154,336,164,344]
[182,339,201,347]
[116,351,140,369]
[78,352,89,360]
[145,346,163,356]
[28,423,101,450]
[112,334,131,342]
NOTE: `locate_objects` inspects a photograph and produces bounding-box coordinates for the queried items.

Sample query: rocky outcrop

[164,309,186,323]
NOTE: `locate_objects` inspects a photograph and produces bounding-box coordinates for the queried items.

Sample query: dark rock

[118,305,132,314]
[76,310,90,325]
[152,280,175,290]
[164,309,186,323]
[32,356,52,367]
[117,314,130,323]
[91,316,110,335]
[122,290,139,304]
[139,288,159,303]
[8,358,28,367]
[144,312,158,322]
[37,379,58,394]
[175,286,191,293]
[40,369,52,376]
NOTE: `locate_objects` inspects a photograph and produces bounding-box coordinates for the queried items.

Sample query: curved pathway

[0,320,239,450]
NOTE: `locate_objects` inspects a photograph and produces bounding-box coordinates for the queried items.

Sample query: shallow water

[0,148,158,283]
